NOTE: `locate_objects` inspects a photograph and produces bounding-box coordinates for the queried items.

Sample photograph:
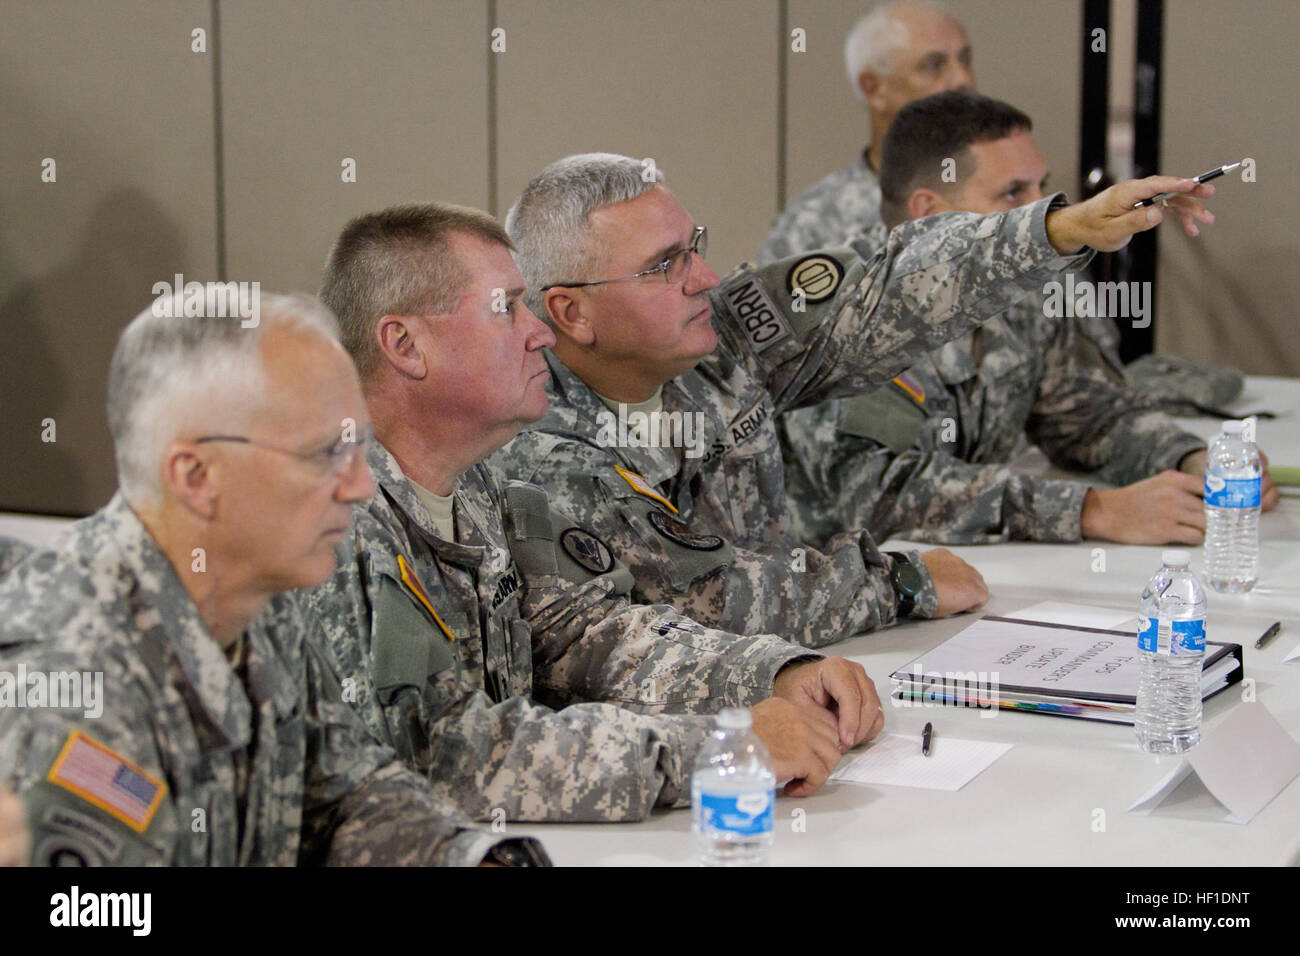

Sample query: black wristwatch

[483,838,552,868]
[885,551,923,618]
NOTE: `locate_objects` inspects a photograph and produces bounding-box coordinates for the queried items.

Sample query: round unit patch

[559,527,615,575]
[786,255,843,304]
[647,510,726,551]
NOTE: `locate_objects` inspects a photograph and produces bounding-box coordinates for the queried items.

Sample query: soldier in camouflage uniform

[779,92,1277,548]
[758,1,973,264]
[0,292,545,866]
[490,153,1213,648]
[309,204,884,823]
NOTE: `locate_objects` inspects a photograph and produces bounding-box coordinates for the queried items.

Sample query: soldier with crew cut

[308,203,886,824]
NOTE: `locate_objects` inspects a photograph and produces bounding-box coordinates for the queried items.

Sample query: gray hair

[107,290,341,506]
[505,152,665,321]
[844,1,954,104]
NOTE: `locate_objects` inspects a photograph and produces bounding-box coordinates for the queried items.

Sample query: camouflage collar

[89,494,255,753]
[365,439,498,570]
[541,351,689,486]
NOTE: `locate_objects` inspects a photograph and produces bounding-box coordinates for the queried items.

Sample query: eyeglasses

[540,225,707,292]
[194,424,373,478]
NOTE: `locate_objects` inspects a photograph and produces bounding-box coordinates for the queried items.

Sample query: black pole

[1123,0,1164,363]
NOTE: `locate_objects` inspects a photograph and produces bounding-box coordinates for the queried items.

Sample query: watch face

[890,556,924,597]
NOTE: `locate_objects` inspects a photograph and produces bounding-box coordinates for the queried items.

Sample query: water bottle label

[1204,475,1261,508]
[1137,616,1158,653]
[697,790,774,836]
[1170,618,1206,655]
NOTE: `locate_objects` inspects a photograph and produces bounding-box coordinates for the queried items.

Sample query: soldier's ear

[375,314,428,380]
[162,443,217,519]
[545,289,595,346]
[907,188,949,222]
[858,69,884,109]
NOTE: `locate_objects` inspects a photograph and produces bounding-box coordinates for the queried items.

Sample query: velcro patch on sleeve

[47,731,166,834]
[721,276,791,354]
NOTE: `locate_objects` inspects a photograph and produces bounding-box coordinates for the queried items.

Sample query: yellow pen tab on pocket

[397,554,455,642]
[614,465,678,513]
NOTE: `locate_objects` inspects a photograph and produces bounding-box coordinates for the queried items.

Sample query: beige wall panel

[0,0,217,515]
[1155,0,1298,375]
[783,0,1081,253]
[221,0,489,294]
[496,0,780,275]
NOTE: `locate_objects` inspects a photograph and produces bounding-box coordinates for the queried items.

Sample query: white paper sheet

[1283,640,1300,664]
[830,732,1011,791]
[1128,702,1300,824]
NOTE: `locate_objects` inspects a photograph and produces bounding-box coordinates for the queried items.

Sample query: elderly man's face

[212,326,375,592]
[576,185,721,385]
[414,232,555,444]
[873,8,973,122]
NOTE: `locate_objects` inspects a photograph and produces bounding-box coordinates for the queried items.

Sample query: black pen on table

[1255,621,1282,650]
[1132,161,1242,208]
[921,721,933,757]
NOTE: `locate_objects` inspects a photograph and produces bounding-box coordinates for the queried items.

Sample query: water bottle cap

[715,708,752,731]
[1162,549,1191,567]
[1221,420,1245,434]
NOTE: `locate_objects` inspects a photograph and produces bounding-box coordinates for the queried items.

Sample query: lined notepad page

[830,733,1012,791]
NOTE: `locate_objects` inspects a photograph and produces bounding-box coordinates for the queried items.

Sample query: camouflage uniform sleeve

[0,651,176,866]
[297,632,544,866]
[501,483,818,711]
[716,196,1092,413]
[503,438,938,648]
[1025,311,1206,487]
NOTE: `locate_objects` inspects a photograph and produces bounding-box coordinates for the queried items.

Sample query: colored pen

[1254,621,1282,650]
[921,722,933,757]
[1132,161,1241,208]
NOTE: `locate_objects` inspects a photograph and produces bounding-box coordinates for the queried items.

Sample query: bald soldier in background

[0,292,545,866]
[779,92,1277,548]
[760,0,972,264]
[489,152,1214,650]
[310,203,883,823]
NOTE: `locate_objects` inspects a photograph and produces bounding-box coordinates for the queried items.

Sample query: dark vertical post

[1125,0,1164,362]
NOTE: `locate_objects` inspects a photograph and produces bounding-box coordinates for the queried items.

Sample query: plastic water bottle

[1135,550,1208,754]
[692,708,775,866]
[1203,420,1261,592]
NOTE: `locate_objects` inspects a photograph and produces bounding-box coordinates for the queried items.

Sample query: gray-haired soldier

[0,291,546,866]
[309,203,882,824]
[759,0,973,264]
[488,153,1215,649]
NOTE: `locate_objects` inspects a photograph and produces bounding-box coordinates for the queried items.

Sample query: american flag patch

[47,731,166,833]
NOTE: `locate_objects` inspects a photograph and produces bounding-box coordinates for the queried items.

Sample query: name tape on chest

[47,730,167,833]
[730,398,770,448]
[559,527,615,575]
[647,509,726,552]
[724,277,791,354]
[489,564,522,613]
[786,254,844,304]
[613,465,678,513]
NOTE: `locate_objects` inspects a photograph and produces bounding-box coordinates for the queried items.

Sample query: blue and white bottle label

[1170,619,1206,655]
[697,790,774,836]
[1137,616,1159,653]
[1138,617,1206,655]
[1204,474,1261,508]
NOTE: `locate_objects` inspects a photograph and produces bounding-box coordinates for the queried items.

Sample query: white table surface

[2,378,1298,866]
[507,377,1300,866]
